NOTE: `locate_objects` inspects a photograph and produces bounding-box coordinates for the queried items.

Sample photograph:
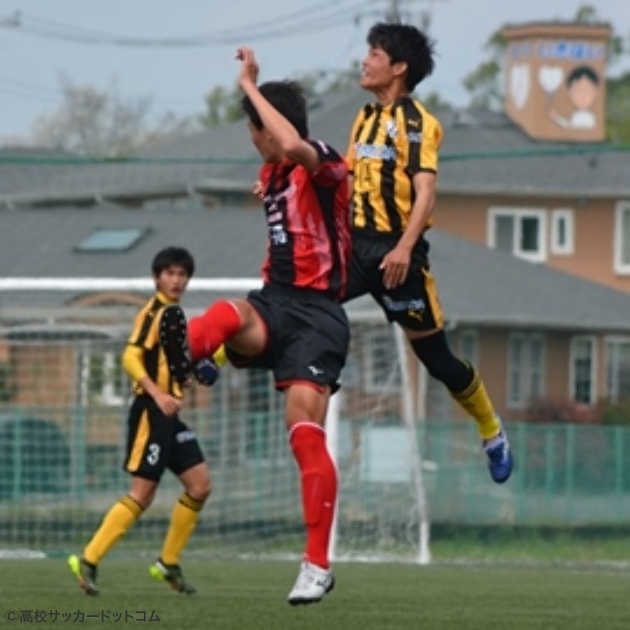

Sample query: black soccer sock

[410,331,474,392]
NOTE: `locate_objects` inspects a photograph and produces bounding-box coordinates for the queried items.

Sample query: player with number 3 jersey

[68,247,211,596]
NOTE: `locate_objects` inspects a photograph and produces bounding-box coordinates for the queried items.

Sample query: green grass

[432,533,630,563]
[1,558,630,629]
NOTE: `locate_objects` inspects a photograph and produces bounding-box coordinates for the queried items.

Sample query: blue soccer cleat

[483,424,513,484]
[193,357,220,387]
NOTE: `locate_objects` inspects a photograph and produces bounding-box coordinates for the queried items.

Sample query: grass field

[2,557,630,629]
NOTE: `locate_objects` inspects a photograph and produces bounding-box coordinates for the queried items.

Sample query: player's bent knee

[186,482,211,503]
[129,478,158,509]
[179,464,212,502]
[284,382,331,429]
[224,300,268,358]
[403,326,442,341]
[409,330,474,392]
[229,298,263,334]
[190,476,212,502]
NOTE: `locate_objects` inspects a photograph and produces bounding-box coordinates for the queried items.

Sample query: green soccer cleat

[149,558,196,595]
[67,554,99,596]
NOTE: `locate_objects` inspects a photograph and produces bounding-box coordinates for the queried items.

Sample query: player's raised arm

[236,46,321,173]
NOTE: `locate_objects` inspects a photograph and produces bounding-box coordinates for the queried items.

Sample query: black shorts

[123,396,205,482]
[345,232,445,332]
[225,285,350,393]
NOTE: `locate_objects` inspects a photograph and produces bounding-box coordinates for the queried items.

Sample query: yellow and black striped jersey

[346,96,443,235]
[126,292,183,399]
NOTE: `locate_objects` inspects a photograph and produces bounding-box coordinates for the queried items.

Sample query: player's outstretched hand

[236,46,259,86]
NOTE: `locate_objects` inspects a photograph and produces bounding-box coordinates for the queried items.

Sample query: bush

[526,397,601,425]
[598,399,630,426]
[0,417,71,500]
[0,363,16,403]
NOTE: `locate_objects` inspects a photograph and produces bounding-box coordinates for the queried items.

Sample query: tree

[462,4,627,125]
[423,91,455,113]
[31,75,200,157]
[462,29,505,110]
[607,72,630,143]
[202,83,246,127]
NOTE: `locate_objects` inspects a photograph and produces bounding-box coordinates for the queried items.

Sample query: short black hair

[367,22,436,92]
[567,65,599,87]
[241,81,309,139]
[151,246,195,278]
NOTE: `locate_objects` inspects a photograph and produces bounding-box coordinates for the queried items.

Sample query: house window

[507,334,545,408]
[79,350,127,406]
[75,228,150,252]
[459,330,478,366]
[569,336,596,404]
[364,327,401,393]
[487,207,547,263]
[550,209,575,256]
[606,337,630,402]
[614,202,630,275]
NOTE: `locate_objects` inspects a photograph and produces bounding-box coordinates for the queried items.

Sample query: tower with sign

[502,22,611,143]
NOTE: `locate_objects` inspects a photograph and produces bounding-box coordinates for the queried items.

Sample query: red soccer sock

[289,422,338,570]
[187,300,242,361]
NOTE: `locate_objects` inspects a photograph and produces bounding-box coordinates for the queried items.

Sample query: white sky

[0,0,628,143]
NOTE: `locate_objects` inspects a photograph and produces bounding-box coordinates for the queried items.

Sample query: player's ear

[392,60,408,79]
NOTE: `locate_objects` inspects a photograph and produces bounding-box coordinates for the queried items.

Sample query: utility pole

[385,0,402,23]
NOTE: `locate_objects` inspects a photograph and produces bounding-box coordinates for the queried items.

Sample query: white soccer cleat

[287,561,335,606]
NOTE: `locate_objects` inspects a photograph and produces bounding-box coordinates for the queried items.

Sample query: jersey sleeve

[396,102,443,176]
[308,139,348,187]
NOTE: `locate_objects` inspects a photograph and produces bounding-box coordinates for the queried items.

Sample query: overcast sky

[0,0,628,144]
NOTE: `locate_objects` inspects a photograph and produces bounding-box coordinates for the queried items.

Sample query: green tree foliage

[607,72,630,143]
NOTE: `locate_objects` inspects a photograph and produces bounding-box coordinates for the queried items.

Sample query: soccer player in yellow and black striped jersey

[345,23,513,484]
[68,247,211,596]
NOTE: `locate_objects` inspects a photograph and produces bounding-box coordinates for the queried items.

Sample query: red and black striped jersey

[259,140,351,301]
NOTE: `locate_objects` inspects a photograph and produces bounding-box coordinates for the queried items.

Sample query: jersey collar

[156,290,179,305]
[370,95,412,113]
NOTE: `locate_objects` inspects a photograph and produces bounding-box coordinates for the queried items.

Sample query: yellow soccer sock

[161,493,205,566]
[83,495,144,565]
[212,344,228,367]
[451,369,501,441]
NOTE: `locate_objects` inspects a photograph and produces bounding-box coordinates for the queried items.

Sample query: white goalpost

[393,326,431,565]
[0,277,431,565]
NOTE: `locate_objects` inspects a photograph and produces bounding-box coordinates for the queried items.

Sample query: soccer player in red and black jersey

[187,47,350,606]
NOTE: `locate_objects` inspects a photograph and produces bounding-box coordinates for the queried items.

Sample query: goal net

[0,278,429,564]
